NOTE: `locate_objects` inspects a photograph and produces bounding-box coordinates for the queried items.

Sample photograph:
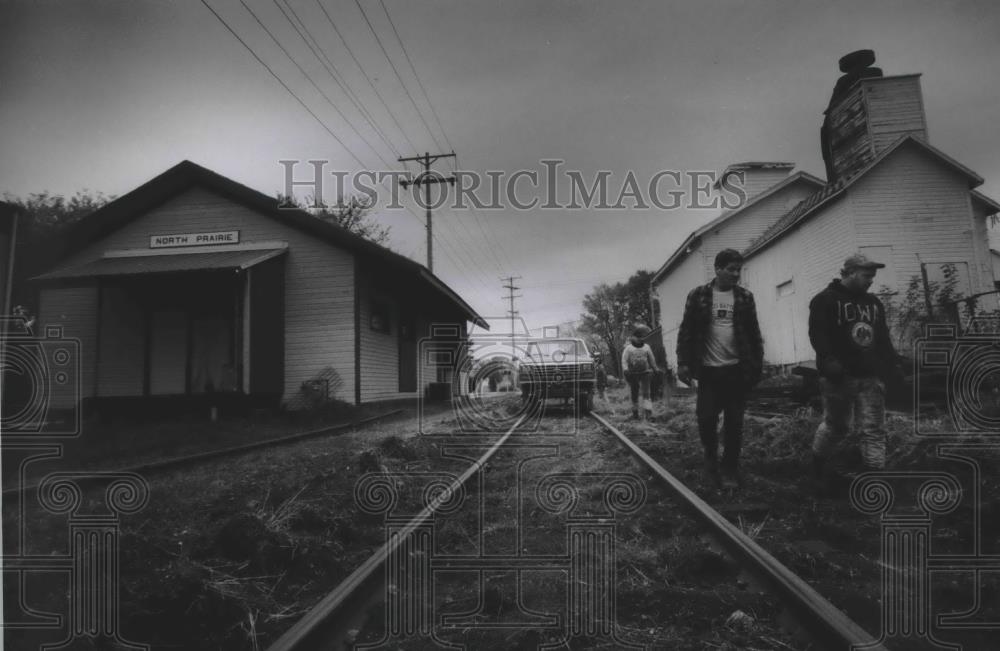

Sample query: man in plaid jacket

[677,249,764,488]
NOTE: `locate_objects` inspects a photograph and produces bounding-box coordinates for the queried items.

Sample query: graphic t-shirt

[702,288,739,367]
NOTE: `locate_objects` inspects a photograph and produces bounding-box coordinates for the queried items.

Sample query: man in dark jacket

[809,252,900,482]
[677,249,764,487]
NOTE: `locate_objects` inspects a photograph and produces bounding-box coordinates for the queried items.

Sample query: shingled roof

[743,135,990,258]
[39,160,488,328]
[650,170,824,285]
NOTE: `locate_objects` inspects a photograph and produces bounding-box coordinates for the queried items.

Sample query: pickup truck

[518,338,596,414]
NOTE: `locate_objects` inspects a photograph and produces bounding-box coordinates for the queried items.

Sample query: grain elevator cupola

[820,50,928,183]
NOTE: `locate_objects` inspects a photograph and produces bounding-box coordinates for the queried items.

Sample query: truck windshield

[524,340,588,362]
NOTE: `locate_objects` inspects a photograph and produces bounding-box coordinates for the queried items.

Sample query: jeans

[696,365,747,472]
[812,376,886,469]
[625,373,651,411]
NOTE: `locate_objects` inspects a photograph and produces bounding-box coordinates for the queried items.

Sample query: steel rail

[589,412,888,651]
[267,413,528,651]
[2,410,404,498]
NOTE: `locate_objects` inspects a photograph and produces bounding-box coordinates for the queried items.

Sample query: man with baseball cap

[808,252,901,493]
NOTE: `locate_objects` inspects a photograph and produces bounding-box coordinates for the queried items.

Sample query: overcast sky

[2,0,998,332]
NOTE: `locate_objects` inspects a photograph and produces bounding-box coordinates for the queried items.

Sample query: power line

[200,1,487,303]
[454,153,518,276]
[378,0,455,154]
[202,1,500,312]
[349,1,517,280]
[274,0,402,160]
[314,0,420,154]
[352,0,445,152]
[236,0,393,169]
[199,0,365,168]
[444,206,506,279]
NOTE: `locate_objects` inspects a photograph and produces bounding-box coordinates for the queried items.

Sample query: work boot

[704,457,722,489]
[721,464,743,489]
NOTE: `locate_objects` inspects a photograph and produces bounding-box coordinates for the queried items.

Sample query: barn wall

[653,178,819,369]
[743,196,856,366]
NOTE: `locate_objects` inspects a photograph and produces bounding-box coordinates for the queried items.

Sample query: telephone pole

[399,152,456,273]
[501,276,522,359]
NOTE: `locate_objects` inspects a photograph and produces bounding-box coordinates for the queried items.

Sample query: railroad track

[1,409,404,498]
[265,406,888,651]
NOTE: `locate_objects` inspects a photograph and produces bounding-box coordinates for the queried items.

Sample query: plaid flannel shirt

[676,280,764,387]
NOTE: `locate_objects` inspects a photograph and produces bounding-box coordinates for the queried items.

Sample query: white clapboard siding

[746,143,993,366]
[357,283,401,403]
[850,145,992,296]
[654,179,818,368]
[732,170,795,205]
[37,285,99,407]
[863,76,928,153]
[65,187,356,403]
[655,250,707,371]
[698,181,819,279]
[744,197,856,366]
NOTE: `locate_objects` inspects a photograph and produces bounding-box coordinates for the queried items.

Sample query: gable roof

[650,170,825,286]
[744,135,988,258]
[972,190,1000,216]
[46,160,487,328]
[711,161,796,189]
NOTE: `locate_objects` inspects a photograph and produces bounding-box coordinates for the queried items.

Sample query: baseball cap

[843,252,886,271]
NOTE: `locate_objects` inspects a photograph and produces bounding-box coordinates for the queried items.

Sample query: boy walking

[809,253,901,489]
[621,325,657,420]
[594,352,608,400]
[677,249,764,487]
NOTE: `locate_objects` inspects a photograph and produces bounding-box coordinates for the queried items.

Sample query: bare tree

[278,194,390,245]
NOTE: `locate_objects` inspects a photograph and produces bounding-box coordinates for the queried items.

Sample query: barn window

[370,301,390,333]
[776,280,794,297]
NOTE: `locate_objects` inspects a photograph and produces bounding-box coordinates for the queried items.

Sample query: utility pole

[501,276,522,360]
[398,152,456,273]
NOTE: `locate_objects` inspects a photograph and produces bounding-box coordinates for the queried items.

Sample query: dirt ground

[607,385,1000,651]
[3,387,998,650]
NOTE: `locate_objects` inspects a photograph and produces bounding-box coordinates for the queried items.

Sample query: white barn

[743,136,999,367]
[651,52,1000,370]
[650,164,824,371]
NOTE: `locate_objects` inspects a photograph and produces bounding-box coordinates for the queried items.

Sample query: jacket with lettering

[808,279,897,380]
[676,280,764,387]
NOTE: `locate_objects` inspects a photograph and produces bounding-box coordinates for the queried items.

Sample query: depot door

[398,316,417,392]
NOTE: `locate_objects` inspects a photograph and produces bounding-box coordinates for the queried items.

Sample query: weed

[736,514,770,541]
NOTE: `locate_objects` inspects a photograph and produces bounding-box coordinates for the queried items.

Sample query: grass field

[3,388,998,650]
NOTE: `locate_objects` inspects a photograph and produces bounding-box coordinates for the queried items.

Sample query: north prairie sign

[149,231,240,248]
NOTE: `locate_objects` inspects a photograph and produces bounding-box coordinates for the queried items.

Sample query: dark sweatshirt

[808,279,897,380]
